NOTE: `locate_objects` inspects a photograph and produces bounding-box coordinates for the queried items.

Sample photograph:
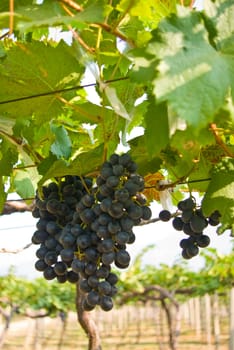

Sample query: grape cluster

[73,153,151,311]
[31,175,93,284]
[159,197,221,259]
[31,153,152,312]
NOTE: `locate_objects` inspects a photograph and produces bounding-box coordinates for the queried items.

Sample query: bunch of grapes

[31,175,93,284]
[31,153,152,312]
[72,153,151,311]
[159,197,221,259]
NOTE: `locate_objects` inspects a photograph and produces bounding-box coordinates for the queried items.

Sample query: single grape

[31,230,49,244]
[67,271,79,283]
[35,259,48,271]
[83,299,95,311]
[87,275,99,289]
[60,248,74,262]
[186,244,199,258]
[36,245,48,259]
[44,251,58,266]
[141,206,152,221]
[79,279,92,293]
[86,291,100,307]
[98,281,112,295]
[177,197,196,211]
[190,214,208,233]
[54,261,67,275]
[115,249,130,268]
[106,272,118,285]
[100,295,113,311]
[43,266,56,280]
[159,210,171,222]
[195,234,210,248]
[172,217,183,231]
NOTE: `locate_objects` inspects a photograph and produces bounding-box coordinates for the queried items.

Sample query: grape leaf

[144,99,169,158]
[13,171,35,199]
[0,41,84,122]
[130,4,234,129]
[38,144,104,187]
[0,140,18,176]
[202,157,234,234]
[0,0,108,32]
[151,8,232,128]
[50,124,72,159]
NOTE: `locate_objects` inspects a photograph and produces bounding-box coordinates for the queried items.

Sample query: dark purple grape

[108,202,124,219]
[172,217,183,231]
[100,296,113,311]
[87,275,99,289]
[86,291,100,306]
[36,245,48,259]
[67,271,79,283]
[190,214,208,233]
[35,259,48,271]
[115,249,130,268]
[79,208,96,225]
[31,230,49,244]
[43,266,56,280]
[181,210,193,223]
[109,154,119,165]
[120,216,134,231]
[45,237,57,250]
[54,261,67,275]
[84,247,99,262]
[178,197,196,211]
[96,265,110,278]
[44,251,58,265]
[186,244,199,258]
[195,234,210,248]
[71,258,85,273]
[57,274,68,283]
[159,210,171,222]
[83,299,95,311]
[106,272,118,285]
[101,251,115,265]
[79,279,92,293]
[114,231,129,244]
[85,262,97,275]
[141,206,152,220]
[98,281,112,295]
[60,248,74,262]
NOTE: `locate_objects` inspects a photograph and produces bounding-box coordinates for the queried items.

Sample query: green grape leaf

[38,144,104,187]
[0,0,108,32]
[202,157,234,234]
[130,3,234,130]
[144,99,169,158]
[0,140,18,176]
[50,124,72,159]
[13,170,35,199]
[0,41,84,122]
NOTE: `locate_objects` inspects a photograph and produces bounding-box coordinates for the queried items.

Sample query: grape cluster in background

[31,153,152,311]
[159,197,221,259]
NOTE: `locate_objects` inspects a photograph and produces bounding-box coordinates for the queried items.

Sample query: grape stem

[145,177,212,191]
